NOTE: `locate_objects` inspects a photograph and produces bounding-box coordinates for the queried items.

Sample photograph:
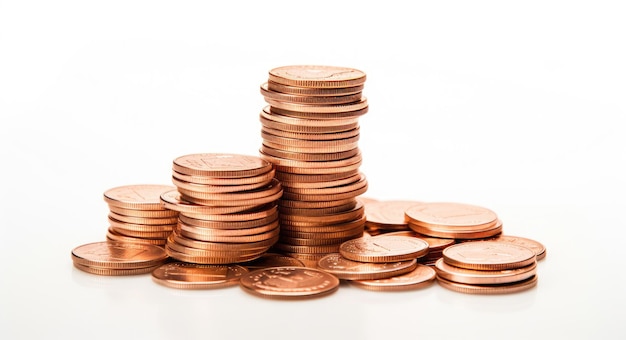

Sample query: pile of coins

[70,64,549,299]
[434,241,539,294]
[104,184,179,246]
[257,65,370,265]
[160,153,283,264]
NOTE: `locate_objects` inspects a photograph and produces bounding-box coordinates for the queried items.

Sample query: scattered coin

[151,262,249,289]
[350,264,436,292]
[239,266,340,300]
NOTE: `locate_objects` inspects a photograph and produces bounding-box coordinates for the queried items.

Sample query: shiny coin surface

[268,65,366,88]
[339,236,429,263]
[437,275,538,295]
[317,253,417,280]
[239,266,340,299]
[365,200,422,229]
[104,184,176,210]
[173,153,273,177]
[489,234,547,261]
[244,253,306,270]
[350,264,436,292]
[151,262,249,289]
[405,202,498,228]
[71,241,168,269]
[443,241,536,271]
[434,258,537,285]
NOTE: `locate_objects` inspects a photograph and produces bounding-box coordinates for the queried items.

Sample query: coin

[339,235,429,263]
[365,200,423,229]
[489,234,547,261]
[350,264,436,292]
[104,184,176,210]
[434,258,537,285]
[173,153,273,178]
[442,241,537,271]
[268,65,366,88]
[243,253,306,270]
[239,266,340,300]
[260,83,362,104]
[73,262,162,276]
[317,253,417,280]
[71,241,168,269]
[437,275,538,295]
[151,262,249,289]
[266,80,364,96]
[405,202,498,228]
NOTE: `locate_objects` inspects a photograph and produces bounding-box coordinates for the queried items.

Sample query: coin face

[173,153,272,177]
[339,236,429,263]
[239,266,340,299]
[490,235,546,260]
[442,241,537,270]
[317,253,417,280]
[350,264,436,292]
[71,241,168,269]
[365,200,423,227]
[405,202,498,227]
[151,262,249,289]
[268,65,366,88]
[104,184,176,210]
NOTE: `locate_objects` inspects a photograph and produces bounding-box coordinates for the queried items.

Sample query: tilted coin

[442,241,536,271]
[104,184,176,210]
[151,262,249,289]
[339,236,429,263]
[489,234,546,261]
[316,253,417,281]
[434,258,537,285]
[350,264,436,292]
[71,241,168,269]
[173,153,273,178]
[268,65,366,88]
[239,266,340,300]
[405,202,498,228]
[364,200,423,228]
[437,275,538,295]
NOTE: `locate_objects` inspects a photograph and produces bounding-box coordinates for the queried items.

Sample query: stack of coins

[104,184,179,246]
[316,235,436,291]
[405,202,503,240]
[258,65,369,264]
[71,241,169,276]
[161,153,282,264]
[378,230,455,266]
[434,241,538,294]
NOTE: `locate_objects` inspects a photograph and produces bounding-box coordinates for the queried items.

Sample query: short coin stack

[316,235,436,291]
[434,241,538,294]
[104,184,179,246]
[258,65,370,264]
[405,202,503,240]
[71,241,168,276]
[161,153,283,264]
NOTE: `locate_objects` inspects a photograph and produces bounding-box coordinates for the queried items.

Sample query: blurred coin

[350,264,436,292]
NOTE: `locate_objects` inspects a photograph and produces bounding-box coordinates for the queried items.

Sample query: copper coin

[106,228,167,246]
[243,253,306,270]
[107,212,178,225]
[108,216,175,233]
[269,105,369,120]
[151,262,249,289]
[71,241,168,269]
[317,253,418,281]
[176,178,282,201]
[281,172,363,189]
[443,241,537,271]
[268,65,366,88]
[365,200,423,228]
[104,184,176,210]
[177,219,279,238]
[109,226,172,239]
[408,219,503,240]
[434,258,537,285]
[350,264,436,291]
[275,169,359,183]
[279,201,358,216]
[179,212,277,229]
[259,149,361,169]
[489,235,547,261]
[378,231,455,251]
[260,144,359,162]
[261,83,362,104]
[173,153,273,178]
[108,205,179,218]
[239,266,340,300]
[172,168,275,186]
[339,236,429,263]
[171,177,271,194]
[73,262,162,276]
[405,202,498,228]
[278,197,357,209]
[261,107,359,127]
[437,275,538,295]
[159,190,261,214]
[181,204,278,222]
[266,80,364,96]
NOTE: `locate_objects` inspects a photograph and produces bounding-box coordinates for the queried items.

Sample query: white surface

[1,1,625,339]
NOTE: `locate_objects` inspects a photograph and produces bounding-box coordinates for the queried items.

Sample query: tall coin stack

[160,153,282,264]
[258,65,369,265]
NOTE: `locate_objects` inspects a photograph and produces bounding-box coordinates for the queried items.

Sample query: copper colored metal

[261,83,362,104]
[317,253,417,281]
[268,65,366,88]
[434,258,537,285]
[266,80,364,96]
[172,168,275,186]
[490,235,547,261]
[443,241,537,271]
[173,153,273,178]
[405,202,498,229]
[350,264,436,292]
[364,200,423,229]
[437,275,538,295]
[73,262,162,276]
[339,235,429,263]
[71,241,168,269]
[239,266,340,299]
[103,184,176,210]
[151,262,249,289]
[244,253,305,270]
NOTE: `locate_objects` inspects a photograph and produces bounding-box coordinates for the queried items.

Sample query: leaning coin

[442,241,536,271]
[151,262,249,289]
[239,266,340,300]
[489,235,547,261]
[349,264,436,292]
[71,241,168,270]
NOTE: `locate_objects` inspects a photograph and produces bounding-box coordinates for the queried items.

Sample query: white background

[1,1,625,339]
